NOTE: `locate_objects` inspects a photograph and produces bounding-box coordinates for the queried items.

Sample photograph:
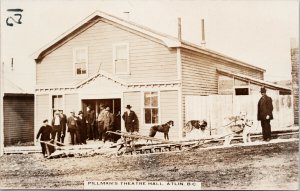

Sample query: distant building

[3,79,34,146]
[291,38,299,125]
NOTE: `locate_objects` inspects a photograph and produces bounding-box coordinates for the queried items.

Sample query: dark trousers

[40,142,47,156]
[94,124,99,140]
[69,129,76,145]
[98,121,104,141]
[52,125,62,142]
[80,126,87,144]
[261,120,271,140]
[76,129,82,144]
[40,141,54,156]
[87,123,93,139]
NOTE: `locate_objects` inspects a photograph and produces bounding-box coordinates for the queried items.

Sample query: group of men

[36,104,139,157]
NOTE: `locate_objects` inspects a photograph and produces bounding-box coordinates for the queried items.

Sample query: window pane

[152,108,159,124]
[76,49,86,62]
[75,48,87,75]
[115,60,128,73]
[76,67,82,75]
[116,45,127,59]
[53,95,63,110]
[151,92,158,107]
[144,109,151,124]
[144,92,151,107]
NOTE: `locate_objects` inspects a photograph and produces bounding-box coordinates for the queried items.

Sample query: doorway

[81,99,121,141]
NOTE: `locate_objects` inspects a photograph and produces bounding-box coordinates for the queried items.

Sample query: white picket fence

[185,94,294,136]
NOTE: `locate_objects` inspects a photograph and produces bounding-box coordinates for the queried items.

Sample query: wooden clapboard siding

[3,94,34,146]
[123,91,141,132]
[36,18,177,87]
[64,94,79,116]
[160,90,179,140]
[35,94,49,142]
[181,48,265,128]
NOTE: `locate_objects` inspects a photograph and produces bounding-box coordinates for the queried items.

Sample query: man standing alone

[36,119,54,157]
[257,87,274,141]
[122,105,138,133]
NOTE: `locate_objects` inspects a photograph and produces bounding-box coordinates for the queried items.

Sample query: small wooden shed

[3,79,34,146]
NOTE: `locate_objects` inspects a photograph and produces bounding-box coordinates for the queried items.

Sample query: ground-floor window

[52,95,63,116]
[144,91,159,124]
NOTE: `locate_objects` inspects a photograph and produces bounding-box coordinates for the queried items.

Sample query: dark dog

[148,120,174,140]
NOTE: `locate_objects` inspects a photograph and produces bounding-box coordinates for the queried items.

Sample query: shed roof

[32,11,265,73]
[217,69,291,92]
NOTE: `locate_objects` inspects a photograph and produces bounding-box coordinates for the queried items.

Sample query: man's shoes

[263,138,271,142]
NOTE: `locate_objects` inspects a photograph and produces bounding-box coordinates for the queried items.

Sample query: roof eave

[181,42,266,73]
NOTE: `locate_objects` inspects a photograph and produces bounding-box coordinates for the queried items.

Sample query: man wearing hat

[36,119,54,157]
[122,105,138,133]
[77,111,86,144]
[257,87,274,141]
[67,111,78,145]
[103,107,114,142]
[97,104,106,141]
[86,105,96,140]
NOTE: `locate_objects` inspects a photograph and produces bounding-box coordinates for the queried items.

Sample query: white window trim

[141,91,161,126]
[51,94,65,116]
[73,47,88,78]
[112,43,130,75]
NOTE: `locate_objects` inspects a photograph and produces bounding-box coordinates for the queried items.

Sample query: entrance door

[81,99,121,141]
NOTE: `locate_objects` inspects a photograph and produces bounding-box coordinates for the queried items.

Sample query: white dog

[222,112,254,146]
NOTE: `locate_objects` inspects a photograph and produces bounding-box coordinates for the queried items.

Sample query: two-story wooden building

[33,11,290,140]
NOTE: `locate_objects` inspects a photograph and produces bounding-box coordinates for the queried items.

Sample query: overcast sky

[1,0,299,92]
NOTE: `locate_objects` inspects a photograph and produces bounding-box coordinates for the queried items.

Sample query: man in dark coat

[257,87,273,141]
[122,105,138,133]
[77,111,87,144]
[59,111,67,143]
[67,111,78,145]
[36,119,54,157]
[86,106,96,140]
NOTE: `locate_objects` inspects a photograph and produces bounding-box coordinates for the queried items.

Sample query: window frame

[51,94,64,116]
[142,91,161,126]
[112,43,130,75]
[234,85,250,96]
[73,47,88,77]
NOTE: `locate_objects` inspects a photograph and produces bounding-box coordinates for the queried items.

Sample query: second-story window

[73,47,88,76]
[113,43,129,74]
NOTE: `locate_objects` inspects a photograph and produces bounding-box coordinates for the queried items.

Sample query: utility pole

[0,62,4,156]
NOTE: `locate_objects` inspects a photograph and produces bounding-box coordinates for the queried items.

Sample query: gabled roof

[32,10,265,73]
[217,69,291,92]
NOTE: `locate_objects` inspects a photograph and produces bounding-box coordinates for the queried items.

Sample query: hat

[260,87,266,93]
[125,105,132,109]
[78,111,83,115]
[43,119,48,123]
[105,107,110,111]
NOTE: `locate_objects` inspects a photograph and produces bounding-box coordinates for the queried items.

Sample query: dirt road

[0,140,298,189]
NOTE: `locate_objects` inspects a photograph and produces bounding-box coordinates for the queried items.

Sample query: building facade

[33,11,291,141]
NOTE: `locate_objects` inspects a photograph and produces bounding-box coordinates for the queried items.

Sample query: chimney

[123,11,130,21]
[201,19,206,48]
[178,17,182,41]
